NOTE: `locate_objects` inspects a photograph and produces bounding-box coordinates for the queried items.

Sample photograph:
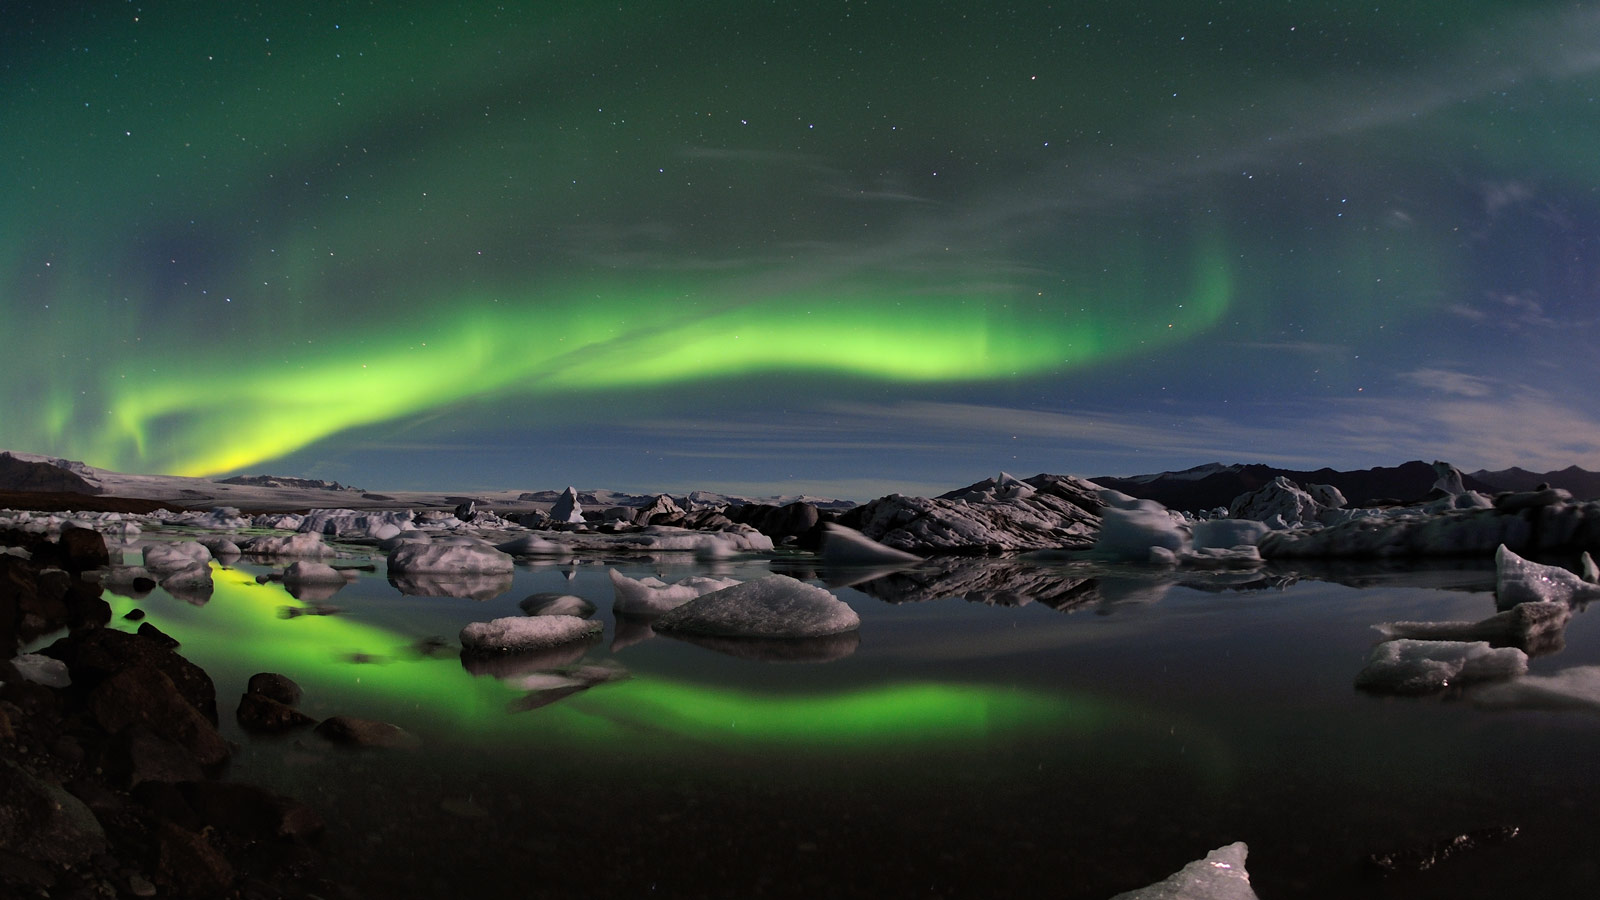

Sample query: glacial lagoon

[89,537,1600,899]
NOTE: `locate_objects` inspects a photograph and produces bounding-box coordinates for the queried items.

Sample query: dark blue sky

[5,1,1599,498]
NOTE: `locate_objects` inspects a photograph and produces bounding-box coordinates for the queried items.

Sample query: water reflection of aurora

[106,565,1123,752]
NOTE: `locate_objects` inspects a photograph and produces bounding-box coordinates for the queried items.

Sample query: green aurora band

[22,253,1231,477]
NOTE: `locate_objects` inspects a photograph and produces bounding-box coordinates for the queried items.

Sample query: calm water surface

[101,537,1600,899]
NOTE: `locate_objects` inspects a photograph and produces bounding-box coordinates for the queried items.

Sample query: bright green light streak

[59,246,1230,476]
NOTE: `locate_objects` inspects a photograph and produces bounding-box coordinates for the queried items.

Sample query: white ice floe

[239,531,335,558]
[387,536,514,575]
[297,508,415,541]
[1495,544,1600,609]
[1474,665,1600,712]
[550,486,586,524]
[1191,519,1271,551]
[169,507,251,530]
[821,523,922,566]
[1093,494,1192,561]
[1354,639,1527,694]
[654,575,860,638]
[1375,600,1571,649]
[1109,841,1260,900]
[1228,476,1333,527]
[143,541,213,575]
[609,568,741,617]
[197,536,241,559]
[459,615,602,652]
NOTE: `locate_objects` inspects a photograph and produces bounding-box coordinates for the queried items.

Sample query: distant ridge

[1090,460,1499,512]
[1469,465,1600,499]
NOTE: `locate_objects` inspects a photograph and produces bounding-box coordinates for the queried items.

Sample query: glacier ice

[821,523,922,566]
[1354,639,1527,694]
[609,568,740,617]
[1109,842,1259,900]
[459,615,602,652]
[1494,544,1600,609]
[387,536,514,575]
[654,575,860,638]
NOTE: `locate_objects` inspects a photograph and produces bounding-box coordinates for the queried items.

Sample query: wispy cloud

[1398,368,1496,398]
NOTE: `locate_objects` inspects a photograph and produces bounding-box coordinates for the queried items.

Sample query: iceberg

[1110,842,1259,900]
[142,541,212,575]
[609,568,741,617]
[238,531,335,558]
[654,575,860,639]
[820,523,922,566]
[519,593,596,618]
[387,536,514,575]
[550,486,585,524]
[459,615,602,652]
[1354,639,1527,694]
[1495,544,1600,609]
[1375,600,1570,652]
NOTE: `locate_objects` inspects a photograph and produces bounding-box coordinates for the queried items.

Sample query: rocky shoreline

[2,526,348,899]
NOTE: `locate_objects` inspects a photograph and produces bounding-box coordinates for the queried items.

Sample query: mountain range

[1091,461,1600,512]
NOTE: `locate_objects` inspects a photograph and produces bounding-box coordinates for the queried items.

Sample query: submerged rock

[654,575,860,638]
[1110,841,1259,900]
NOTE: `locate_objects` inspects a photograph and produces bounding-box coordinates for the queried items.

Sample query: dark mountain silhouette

[1090,460,1496,512]
[1469,465,1600,499]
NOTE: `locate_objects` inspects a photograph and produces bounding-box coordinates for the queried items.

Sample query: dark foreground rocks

[2,530,339,898]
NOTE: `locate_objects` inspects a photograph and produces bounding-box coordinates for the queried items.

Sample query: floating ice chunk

[519,593,596,618]
[1376,601,1570,651]
[821,523,922,566]
[1494,544,1600,610]
[388,536,514,575]
[609,568,741,617]
[281,561,351,586]
[550,486,585,524]
[1110,842,1259,900]
[171,507,250,529]
[1191,519,1270,551]
[1354,639,1527,694]
[143,541,212,575]
[239,531,335,558]
[390,571,513,601]
[299,508,415,541]
[252,513,305,530]
[1093,500,1191,561]
[459,615,602,652]
[654,575,860,638]
[1474,665,1600,712]
[1584,551,1600,585]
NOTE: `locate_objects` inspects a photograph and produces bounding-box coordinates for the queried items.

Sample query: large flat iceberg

[654,575,860,638]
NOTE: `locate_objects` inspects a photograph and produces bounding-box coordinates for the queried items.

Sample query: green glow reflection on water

[104,564,1118,751]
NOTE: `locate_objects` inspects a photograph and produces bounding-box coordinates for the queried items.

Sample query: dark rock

[245,672,303,707]
[132,576,157,592]
[154,820,235,898]
[87,666,230,768]
[0,757,107,866]
[178,781,325,843]
[1366,825,1519,876]
[42,627,219,724]
[64,579,112,632]
[105,726,206,787]
[236,693,316,734]
[58,526,110,573]
[124,608,146,621]
[136,621,181,650]
[314,715,420,749]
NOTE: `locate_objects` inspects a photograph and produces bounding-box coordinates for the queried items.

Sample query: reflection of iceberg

[388,571,513,601]
[459,641,592,678]
[1474,665,1600,713]
[659,629,860,663]
[611,614,656,652]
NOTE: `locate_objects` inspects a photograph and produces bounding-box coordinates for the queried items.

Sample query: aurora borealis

[7,2,1600,495]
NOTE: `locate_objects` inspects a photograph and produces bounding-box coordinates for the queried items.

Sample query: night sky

[6,2,1600,498]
